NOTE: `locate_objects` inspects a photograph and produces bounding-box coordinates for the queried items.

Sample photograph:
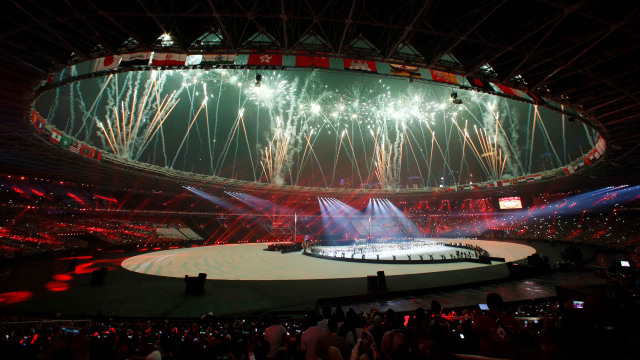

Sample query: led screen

[499,196,522,209]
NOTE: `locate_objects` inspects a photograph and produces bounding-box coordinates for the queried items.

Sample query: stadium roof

[0,0,638,195]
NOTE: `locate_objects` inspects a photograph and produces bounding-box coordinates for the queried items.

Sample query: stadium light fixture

[450,92,462,104]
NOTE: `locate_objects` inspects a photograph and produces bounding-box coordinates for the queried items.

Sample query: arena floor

[0,240,602,318]
[121,240,535,280]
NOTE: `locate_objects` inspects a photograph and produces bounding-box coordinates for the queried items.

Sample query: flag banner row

[47,124,102,161]
[77,53,549,107]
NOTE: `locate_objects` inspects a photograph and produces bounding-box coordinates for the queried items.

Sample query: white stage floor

[122,240,536,281]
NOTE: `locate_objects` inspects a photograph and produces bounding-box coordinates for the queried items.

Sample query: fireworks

[37,67,597,188]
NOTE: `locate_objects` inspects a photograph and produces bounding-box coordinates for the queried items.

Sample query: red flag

[466,77,493,91]
[80,144,95,158]
[151,53,187,66]
[95,150,102,161]
[247,53,283,66]
[526,91,546,104]
[430,70,458,84]
[295,54,330,68]
[343,59,377,72]
[31,110,46,133]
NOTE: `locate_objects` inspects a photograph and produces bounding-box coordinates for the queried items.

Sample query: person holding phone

[473,293,520,359]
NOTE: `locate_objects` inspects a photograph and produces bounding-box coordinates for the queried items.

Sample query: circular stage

[0,239,590,318]
[122,240,535,280]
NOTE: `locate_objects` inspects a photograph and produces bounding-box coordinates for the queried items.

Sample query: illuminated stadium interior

[35,67,596,188]
[0,1,639,359]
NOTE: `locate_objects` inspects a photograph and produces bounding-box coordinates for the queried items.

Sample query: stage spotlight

[255,73,262,87]
[450,92,462,104]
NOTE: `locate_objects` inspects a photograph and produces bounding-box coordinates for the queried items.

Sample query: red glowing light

[0,291,32,304]
[66,192,87,206]
[53,274,73,281]
[93,194,118,202]
[30,188,44,196]
[45,281,70,292]
[58,256,93,260]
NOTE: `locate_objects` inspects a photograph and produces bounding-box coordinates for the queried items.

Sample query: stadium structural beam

[429,0,507,67]
[205,0,236,52]
[383,0,433,62]
[337,0,358,55]
[11,1,88,59]
[135,0,168,37]
[85,0,151,50]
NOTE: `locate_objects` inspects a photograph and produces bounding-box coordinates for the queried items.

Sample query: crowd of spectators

[1,292,637,360]
[0,210,201,261]
[2,176,639,262]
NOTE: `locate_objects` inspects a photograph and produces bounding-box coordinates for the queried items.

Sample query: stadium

[0,1,638,359]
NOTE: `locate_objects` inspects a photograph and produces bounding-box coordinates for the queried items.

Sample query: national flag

[120,52,151,67]
[31,110,46,133]
[500,180,512,187]
[295,54,330,68]
[532,173,542,181]
[151,53,187,66]
[59,134,72,149]
[92,55,122,72]
[201,54,236,65]
[596,137,606,155]
[38,73,56,88]
[430,70,458,84]
[389,64,421,78]
[185,55,202,66]
[343,59,377,73]
[526,91,546,104]
[495,84,527,98]
[247,53,283,66]
[50,128,62,144]
[562,166,575,175]
[69,141,81,153]
[94,150,102,161]
[583,156,592,166]
[466,77,494,91]
[79,144,95,158]
[593,148,601,159]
